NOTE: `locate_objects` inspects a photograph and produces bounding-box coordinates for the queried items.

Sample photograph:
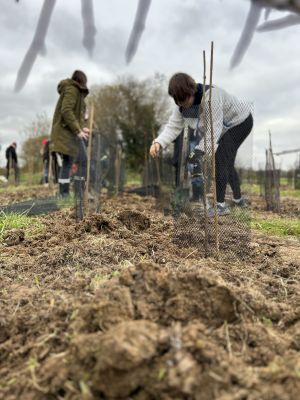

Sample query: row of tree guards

[263,133,300,212]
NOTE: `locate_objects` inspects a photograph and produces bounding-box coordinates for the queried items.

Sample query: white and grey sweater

[155,85,252,152]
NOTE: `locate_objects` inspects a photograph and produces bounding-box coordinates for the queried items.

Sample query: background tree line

[90,73,171,172]
[20,74,171,176]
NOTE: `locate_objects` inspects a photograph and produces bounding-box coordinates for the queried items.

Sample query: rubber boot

[59,183,70,198]
[191,175,204,202]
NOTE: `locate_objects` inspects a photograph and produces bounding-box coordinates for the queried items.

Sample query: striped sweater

[155,84,252,152]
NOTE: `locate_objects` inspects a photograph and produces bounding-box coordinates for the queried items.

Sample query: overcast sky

[0,0,299,169]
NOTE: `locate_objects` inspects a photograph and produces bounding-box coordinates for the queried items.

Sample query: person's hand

[78,129,89,140]
[149,142,161,158]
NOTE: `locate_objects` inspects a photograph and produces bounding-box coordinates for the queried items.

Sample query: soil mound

[118,210,151,231]
[19,263,299,400]
[0,192,299,399]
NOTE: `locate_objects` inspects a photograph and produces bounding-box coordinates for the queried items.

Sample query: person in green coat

[51,70,89,196]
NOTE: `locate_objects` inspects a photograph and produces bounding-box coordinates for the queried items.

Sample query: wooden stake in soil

[208,41,220,258]
[269,131,280,212]
[151,124,162,189]
[48,152,53,191]
[202,50,208,258]
[84,102,95,213]
[29,155,34,186]
[114,142,121,196]
[265,130,280,212]
[179,126,189,191]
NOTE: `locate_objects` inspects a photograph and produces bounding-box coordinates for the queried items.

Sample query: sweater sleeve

[61,85,81,134]
[197,88,223,153]
[154,106,184,148]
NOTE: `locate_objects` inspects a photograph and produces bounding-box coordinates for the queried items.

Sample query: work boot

[59,183,70,198]
[231,198,249,208]
[190,181,203,202]
[207,203,230,217]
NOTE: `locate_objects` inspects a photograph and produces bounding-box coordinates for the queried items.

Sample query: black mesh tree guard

[152,43,253,260]
[264,133,280,212]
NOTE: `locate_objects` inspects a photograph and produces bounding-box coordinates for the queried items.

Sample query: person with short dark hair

[150,72,253,216]
[50,70,89,197]
[5,142,18,182]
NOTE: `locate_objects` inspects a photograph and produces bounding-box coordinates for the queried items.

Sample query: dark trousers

[58,154,73,195]
[6,160,18,182]
[215,113,253,203]
[59,154,73,181]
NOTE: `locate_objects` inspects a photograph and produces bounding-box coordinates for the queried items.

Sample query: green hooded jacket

[50,78,89,157]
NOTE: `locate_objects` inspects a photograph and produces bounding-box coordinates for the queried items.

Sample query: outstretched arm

[154,106,184,149]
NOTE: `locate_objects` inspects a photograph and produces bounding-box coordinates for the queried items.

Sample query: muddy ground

[0,190,299,400]
[249,194,300,219]
[0,186,55,206]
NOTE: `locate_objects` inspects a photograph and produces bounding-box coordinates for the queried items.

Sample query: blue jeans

[188,141,204,200]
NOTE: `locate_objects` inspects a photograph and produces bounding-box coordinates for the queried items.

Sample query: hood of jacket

[57,78,89,96]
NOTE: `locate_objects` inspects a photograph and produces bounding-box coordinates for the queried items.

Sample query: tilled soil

[0,186,55,206]
[249,193,300,218]
[0,192,299,400]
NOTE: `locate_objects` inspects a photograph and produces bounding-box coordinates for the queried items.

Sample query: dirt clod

[118,210,151,231]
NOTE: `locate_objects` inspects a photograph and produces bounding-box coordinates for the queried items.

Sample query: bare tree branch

[257,13,300,32]
[81,0,97,57]
[125,0,151,64]
[230,1,262,69]
[14,0,57,92]
[256,0,300,13]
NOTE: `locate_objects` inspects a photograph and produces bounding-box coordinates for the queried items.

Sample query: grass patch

[0,184,43,194]
[241,183,300,198]
[241,183,261,195]
[281,189,300,198]
[251,215,300,238]
[57,193,75,208]
[126,169,141,186]
[0,211,43,240]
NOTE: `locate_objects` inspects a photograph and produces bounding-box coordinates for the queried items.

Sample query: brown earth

[249,193,300,219]
[0,190,299,400]
[0,186,55,205]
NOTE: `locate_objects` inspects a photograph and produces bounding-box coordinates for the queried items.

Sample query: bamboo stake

[84,102,95,213]
[269,130,280,212]
[94,127,102,213]
[151,124,162,188]
[208,41,219,259]
[48,152,53,190]
[114,143,121,196]
[265,148,269,209]
[179,125,189,190]
[144,137,149,194]
[202,50,208,258]
[29,155,34,186]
